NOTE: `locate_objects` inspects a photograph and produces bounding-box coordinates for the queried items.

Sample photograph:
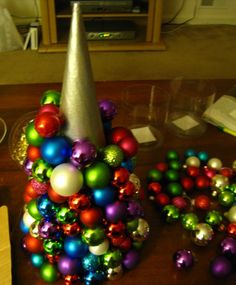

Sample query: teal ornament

[197,151,209,162]
[64,235,88,258]
[165,169,180,182]
[162,205,180,223]
[92,186,116,207]
[56,207,77,224]
[82,252,101,271]
[218,191,235,207]
[103,249,122,268]
[31,253,45,268]
[184,149,197,158]
[191,223,214,246]
[31,159,53,182]
[181,213,199,230]
[167,182,183,196]
[101,144,124,167]
[25,121,45,147]
[146,169,163,182]
[82,227,106,246]
[40,90,61,106]
[43,238,63,255]
[205,210,223,226]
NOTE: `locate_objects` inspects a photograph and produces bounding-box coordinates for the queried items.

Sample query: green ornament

[103,249,122,268]
[40,90,61,106]
[101,145,124,168]
[146,169,163,182]
[25,121,44,147]
[165,169,180,182]
[126,218,139,233]
[40,262,59,283]
[56,207,77,224]
[218,191,235,207]
[166,150,179,161]
[162,205,180,223]
[82,227,106,246]
[168,160,181,170]
[205,210,223,226]
[228,183,236,195]
[167,182,183,196]
[31,159,53,182]
[27,199,42,220]
[130,218,149,242]
[84,162,111,189]
[43,238,63,255]
[181,213,199,230]
[132,241,144,250]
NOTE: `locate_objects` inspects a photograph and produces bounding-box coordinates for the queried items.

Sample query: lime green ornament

[205,210,223,226]
[101,145,124,167]
[40,262,59,283]
[218,191,235,207]
[146,169,163,182]
[167,182,183,196]
[181,213,199,230]
[31,159,53,182]
[27,199,42,220]
[56,207,77,224]
[126,218,139,233]
[103,249,122,268]
[165,169,180,182]
[40,90,61,106]
[168,160,181,170]
[166,150,179,161]
[29,220,40,238]
[162,205,180,223]
[228,183,236,195]
[25,121,44,147]
[82,227,106,246]
[84,161,111,189]
[43,238,63,255]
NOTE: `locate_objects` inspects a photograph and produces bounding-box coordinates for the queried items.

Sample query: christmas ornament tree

[16,2,149,284]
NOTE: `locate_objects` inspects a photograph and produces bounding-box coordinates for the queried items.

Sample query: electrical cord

[0,118,7,144]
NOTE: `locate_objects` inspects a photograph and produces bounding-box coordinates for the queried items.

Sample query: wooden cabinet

[39,0,165,52]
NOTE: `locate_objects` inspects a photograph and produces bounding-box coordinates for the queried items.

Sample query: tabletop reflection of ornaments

[146,149,236,277]
[14,90,149,284]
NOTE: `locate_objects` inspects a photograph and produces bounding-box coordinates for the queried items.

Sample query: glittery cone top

[60,2,105,147]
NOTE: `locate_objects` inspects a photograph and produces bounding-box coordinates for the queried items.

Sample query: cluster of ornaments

[146,149,236,277]
[19,90,149,284]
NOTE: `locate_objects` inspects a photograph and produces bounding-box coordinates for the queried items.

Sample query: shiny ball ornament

[38,103,60,115]
[99,99,117,121]
[56,207,77,224]
[173,249,194,269]
[64,236,88,258]
[37,194,58,219]
[105,201,127,223]
[20,219,29,234]
[106,221,125,239]
[27,145,41,162]
[24,159,33,176]
[167,182,183,197]
[31,253,45,268]
[146,169,163,182]
[127,199,144,217]
[43,239,63,255]
[162,205,180,223]
[205,210,223,227]
[203,166,216,179]
[218,191,234,207]
[68,193,91,212]
[41,136,71,165]
[25,121,45,147]
[92,186,116,207]
[70,139,97,168]
[123,249,140,269]
[129,173,141,196]
[220,237,236,257]
[130,218,149,242]
[194,195,210,211]
[82,227,105,246]
[118,135,138,159]
[172,196,188,211]
[38,219,60,239]
[197,151,209,163]
[195,175,210,190]
[185,156,201,168]
[47,186,68,204]
[107,265,123,281]
[226,223,236,237]
[79,207,103,228]
[64,275,79,285]
[165,169,180,181]
[89,239,109,256]
[84,161,111,189]
[24,234,43,253]
[210,256,232,278]
[155,162,168,172]
[119,181,135,200]
[31,159,53,182]
[220,167,233,178]
[186,166,200,178]
[181,176,194,192]
[29,220,40,238]
[211,174,229,190]
[155,193,170,207]
[40,90,61,106]
[121,158,136,172]
[207,157,223,170]
[23,210,36,228]
[34,112,61,138]
[166,150,179,161]
[57,255,81,275]
[112,167,130,186]
[40,262,59,283]
[181,213,199,231]
[110,127,133,144]
[103,249,122,268]
[62,222,81,236]
[191,223,214,246]
[50,163,83,197]
[224,205,236,223]
[101,144,124,168]
[27,199,42,220]
[82,252,101,272]
[147,182,162,197]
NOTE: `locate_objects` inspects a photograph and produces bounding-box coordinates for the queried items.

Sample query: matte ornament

[210,256,232,278]
[89,239,109,256]
[123,249,140,269]
[194,195,210,211]
[40,262,59,283]
[93,186,116,207]
[27,145,41,162]
[57,255,81,275]
[64,236,88,258]
[99,99,117,121]
[84,162,111,189]
[173,249,194,269]
[207,157,223,170]
[105,201,127,223]
[185,156,201,168]
[79,207,103,228]
[224,205,236,223]
[118,136,138,159]
[24,234,43,253]
[31,253,45,268]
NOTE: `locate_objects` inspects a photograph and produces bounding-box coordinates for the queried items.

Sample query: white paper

[131,126,157,143]
[172,115,199,131]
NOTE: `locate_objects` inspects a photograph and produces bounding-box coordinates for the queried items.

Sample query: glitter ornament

[173,249,194,269]
[101,144,124,168]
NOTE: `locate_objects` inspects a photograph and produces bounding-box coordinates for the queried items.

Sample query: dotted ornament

[146,149,236,277]
[18,90,150,284]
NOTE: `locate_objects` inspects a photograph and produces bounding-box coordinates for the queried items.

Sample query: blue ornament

[82,253,101,271]
[64,236,88,258]
[31,253,45,268]
[20,219,29,234]
[184,149,197,158]
[37,194,58,219]
[121,158,135,172]
[92,186,116,207]
[197,151,209,163]
[41,136,72,165]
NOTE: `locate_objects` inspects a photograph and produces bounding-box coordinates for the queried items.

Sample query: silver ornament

[107,265,123,280]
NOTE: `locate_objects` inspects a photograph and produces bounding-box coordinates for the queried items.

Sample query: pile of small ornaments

[146,149,236,278]
[19,90,149,284]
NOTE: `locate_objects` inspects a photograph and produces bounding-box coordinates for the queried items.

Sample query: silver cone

[60,2,105,147]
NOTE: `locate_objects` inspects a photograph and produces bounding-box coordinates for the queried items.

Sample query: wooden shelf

[39,0,165,52]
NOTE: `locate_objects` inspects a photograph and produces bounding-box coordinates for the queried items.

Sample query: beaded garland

[17,90,150,284]
[146,149,236,277]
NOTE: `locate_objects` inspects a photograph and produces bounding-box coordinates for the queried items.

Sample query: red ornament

[118,136,138,159]
[203,166,216,179]
[112,167,130,186]
[186,166,200,177]
[111,236,132,251]
[181,176,194,192]
[68,193,91,212]
[147,182,162,197]
[110,127,133,144]
[23,193,33,203]
[194,194,210,211]
[172,196,188,211]
[119,181,135,200]
[34,112,61,138]
[38,103,60,115]
[24,234,43,253]
[25,181,39,199]
[79,207,103,228]
[27,145,41,161]
[64,275,79,285]
[195,175,210,190]
[48,186,68,204]
[46,254,60,264]
[226,223,236,238]
[155,162,168,172]
[220,167,233,178]
[106,221,126,239]
[62,222,81,236]
[155,193,170,207]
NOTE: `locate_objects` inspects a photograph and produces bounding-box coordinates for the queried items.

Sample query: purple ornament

[105,201,127,223]
[23,159,33,176]
[127,200,144,218]
[123,249,140,269]
[173,249,194,269]
[220,237,236,258]
[70,139,97,168]
[30,178,48,195]
[99,100,117,121]
[210,256,232,278]
[38,219,58,239]
[57,255,81,275]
